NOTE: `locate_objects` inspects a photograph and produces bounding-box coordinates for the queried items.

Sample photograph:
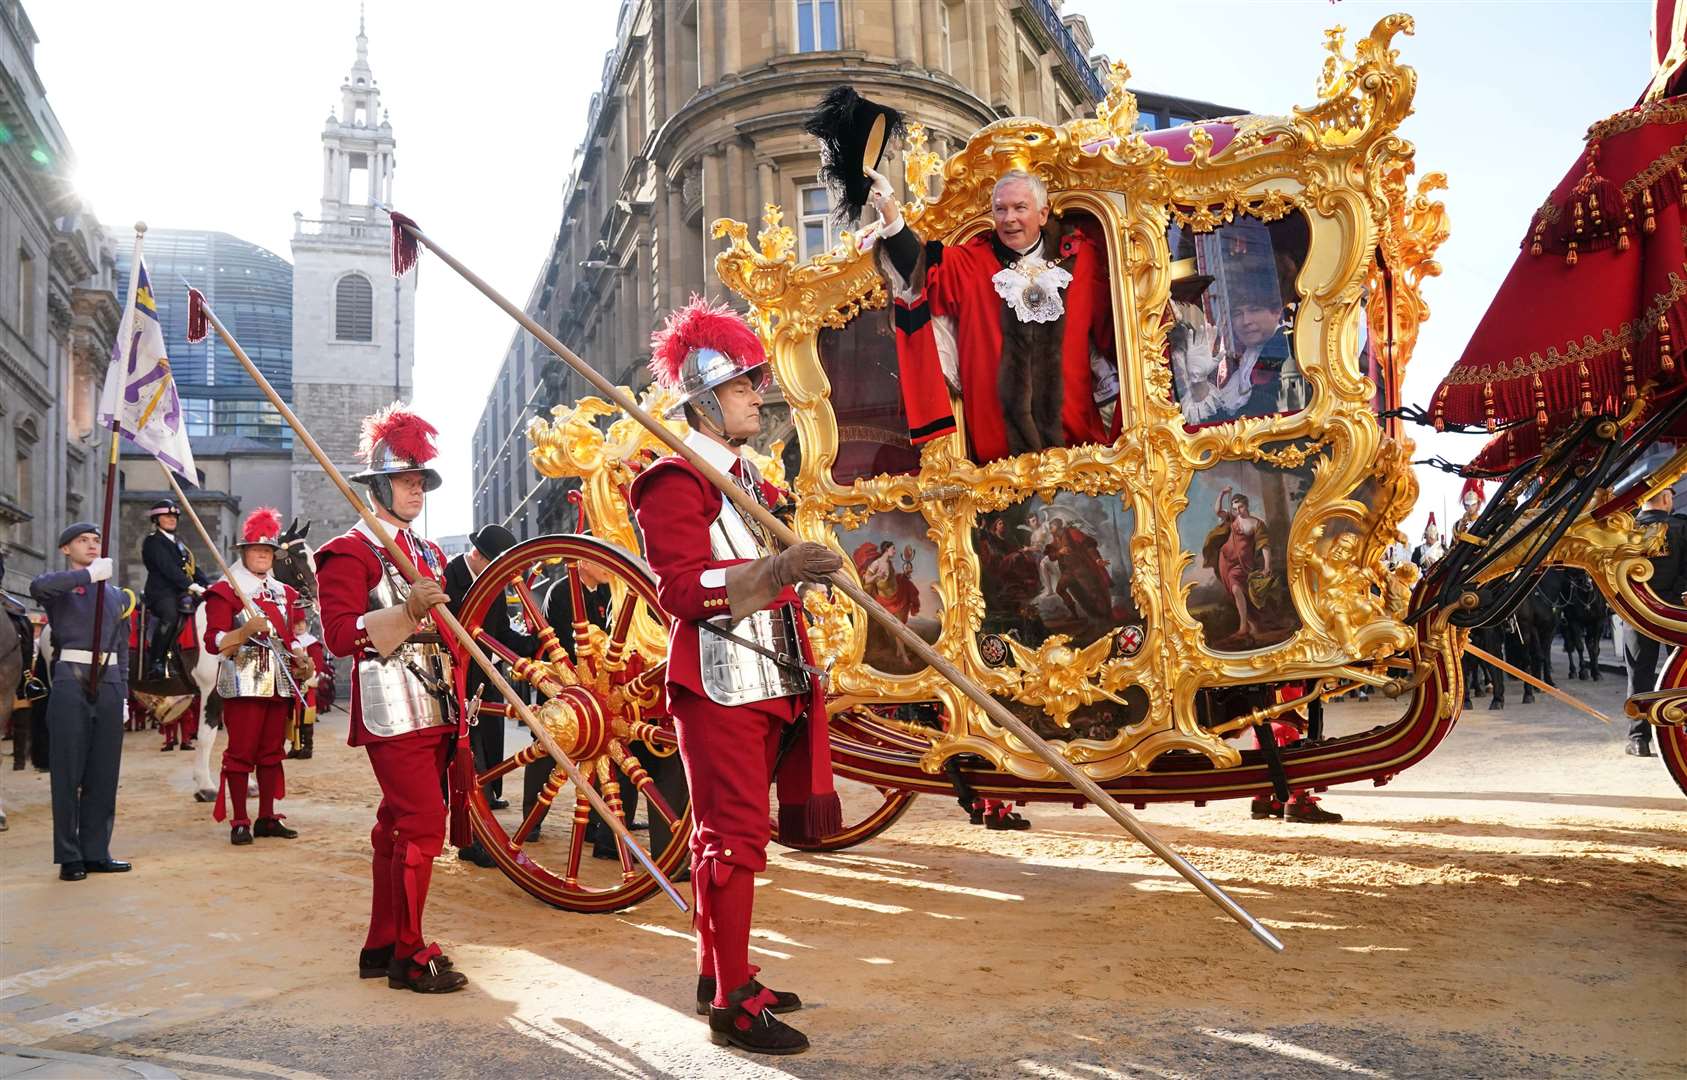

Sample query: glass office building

[112,228,294,448]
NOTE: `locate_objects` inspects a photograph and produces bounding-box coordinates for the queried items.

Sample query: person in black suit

[140,500,208,680]
[1623,487,1687,756]
[443,524,529,868]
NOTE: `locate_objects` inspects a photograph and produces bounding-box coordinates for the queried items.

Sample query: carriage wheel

[454,535,691,913]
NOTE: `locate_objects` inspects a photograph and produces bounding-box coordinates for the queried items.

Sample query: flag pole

[87,222,147,694]
[388,214,1283,953]
[187,291,687,915]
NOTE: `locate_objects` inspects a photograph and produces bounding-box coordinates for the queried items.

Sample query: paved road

[0,654,1680,1079]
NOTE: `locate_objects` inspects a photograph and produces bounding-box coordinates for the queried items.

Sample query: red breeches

[363,730,452,959]
[215,697,290,826]
[671,688,786,1002]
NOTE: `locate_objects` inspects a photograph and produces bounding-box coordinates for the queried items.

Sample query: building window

[798,185,835,261]
[795,0,839,53]
[17,248,33,339]
[938,1,952,72]
[335,273,374,341]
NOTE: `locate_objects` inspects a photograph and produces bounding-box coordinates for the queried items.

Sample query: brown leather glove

[220,615,273,654]
[725,542,842,621]
[404,578,448,620]
[771,542,844,588]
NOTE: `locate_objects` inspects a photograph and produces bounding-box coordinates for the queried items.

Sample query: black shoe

[59,862,87,882]
[1249,796,1284,819]
[86,859,132,873]
[488,798,510,811]
[253,818,298,839]
[360,945,454,978]
[160,742,176,752]
[388,949,468,993]
[194,789,216,803]
[179,741,194,751]
[458,843,496,868]
[1627,738,1655,758]
[986,811,1030,831]
[359,945,394,979]
[1286,798,1343,824]
[696,975,801,1016]
[592,844,621,861]
[231,824,254,846]
[968,806,984,825]
[524,827,542,843]
[708,982,809,1055]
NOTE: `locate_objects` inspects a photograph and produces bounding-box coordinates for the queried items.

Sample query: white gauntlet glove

[87,557,114,583]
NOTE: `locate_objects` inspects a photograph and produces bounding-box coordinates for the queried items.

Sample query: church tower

[289,10,416,535]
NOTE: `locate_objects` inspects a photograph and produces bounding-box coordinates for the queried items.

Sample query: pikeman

[141,499,208,681]
[202,507,312,845]
[630,297,844,1055]
[314,404,467,995]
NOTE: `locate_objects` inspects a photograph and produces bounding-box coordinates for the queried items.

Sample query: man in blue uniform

[141,499,208,680]
[30,522,134,881]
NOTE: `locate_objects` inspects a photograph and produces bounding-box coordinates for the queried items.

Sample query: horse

[1544,568,1609,681]
[1466,585,1556,709]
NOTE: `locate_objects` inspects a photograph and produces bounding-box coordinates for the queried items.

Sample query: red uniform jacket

[893,228,1115,462]
[201,574,300,699]
[315,523,454,747]
[629,452,807,724]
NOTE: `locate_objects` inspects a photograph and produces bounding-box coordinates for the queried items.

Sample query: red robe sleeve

[629,460,740,622]
[315,537,380,659]
[202,581,241,654]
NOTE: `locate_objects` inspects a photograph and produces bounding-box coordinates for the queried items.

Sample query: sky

[38,0,1660,541]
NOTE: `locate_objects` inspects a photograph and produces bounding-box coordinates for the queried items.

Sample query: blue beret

[57,522,100,547]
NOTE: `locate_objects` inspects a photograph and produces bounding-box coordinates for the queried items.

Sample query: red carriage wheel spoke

[562,788,592,887]
[595,757,637,882]
[511,576,572,669]
[619,718,678,750]
[622,661,667,702]
[514,766,567,852]
[602,599,640,672]
[607,737,680,826]
[565,559,594,662]
[481,741,547,786]
[473,627,577,695]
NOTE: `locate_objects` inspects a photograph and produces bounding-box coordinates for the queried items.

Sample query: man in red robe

[201,507,312,844]
[315,404,466,994]
[868,166,1119,462]
[631,297,843,1055]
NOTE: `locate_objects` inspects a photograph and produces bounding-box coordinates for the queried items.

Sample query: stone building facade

[471,0,1242,537]
[0,1,120,599]
[290,15,416,539]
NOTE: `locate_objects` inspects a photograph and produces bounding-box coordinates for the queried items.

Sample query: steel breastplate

[699,463,809,707]
[216,584,284,698]
[356,548,451,739]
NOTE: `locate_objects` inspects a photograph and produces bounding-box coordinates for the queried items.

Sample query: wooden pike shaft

[1464,643,1613,725]
[396,218,1283,954]
[159,464,306,708]
[194,298,686,915]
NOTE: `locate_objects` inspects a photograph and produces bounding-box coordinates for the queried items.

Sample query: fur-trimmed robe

[878,216,1118,462]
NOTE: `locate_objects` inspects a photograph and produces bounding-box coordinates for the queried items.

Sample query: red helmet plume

[648,295,765,390]
[359,402,440,467]
[1460,477,1486,505]
[238,506,283,548]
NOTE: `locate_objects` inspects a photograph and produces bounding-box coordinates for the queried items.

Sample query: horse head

[273,518,319,613]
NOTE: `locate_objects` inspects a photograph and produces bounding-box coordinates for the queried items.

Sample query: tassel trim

[187,288,209,343]
[390,211,421,278]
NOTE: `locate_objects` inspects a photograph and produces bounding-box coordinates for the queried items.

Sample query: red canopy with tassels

[1432,91,1687,472]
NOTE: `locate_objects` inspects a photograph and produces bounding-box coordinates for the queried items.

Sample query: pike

[185,291,688,916]
[155,464,308,710]
[1464,642,1613,724]
[387,212,1285,954]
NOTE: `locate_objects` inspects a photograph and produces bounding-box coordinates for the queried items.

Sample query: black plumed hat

[804,86,904,226]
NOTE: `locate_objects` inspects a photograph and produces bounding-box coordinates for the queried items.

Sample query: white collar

[353,517,413,549]
[293,631,318,648]
[227,562,279,600]
[684,427,742,475]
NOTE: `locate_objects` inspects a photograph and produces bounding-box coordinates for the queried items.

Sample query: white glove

[87,557,114,583]
[863,165,901,229]
[188,583,206,596]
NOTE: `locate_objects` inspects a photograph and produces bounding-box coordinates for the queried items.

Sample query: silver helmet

[650,296,769,429]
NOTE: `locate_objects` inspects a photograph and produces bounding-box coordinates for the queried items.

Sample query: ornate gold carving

[525,15,1436,785]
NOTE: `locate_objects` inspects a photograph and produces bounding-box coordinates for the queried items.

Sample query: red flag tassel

[187,288,208,343]
[390,211,420,278]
